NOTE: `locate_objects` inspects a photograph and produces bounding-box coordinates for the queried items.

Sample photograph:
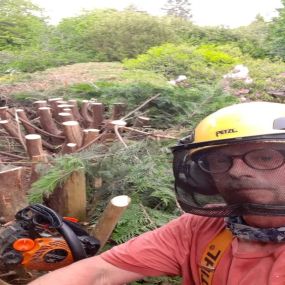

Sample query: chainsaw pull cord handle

[17,204,87,261]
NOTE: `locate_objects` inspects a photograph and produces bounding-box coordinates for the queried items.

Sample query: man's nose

[228,157,253,177]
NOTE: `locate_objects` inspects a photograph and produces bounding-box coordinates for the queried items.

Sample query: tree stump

[0,167,28,221]
[47,170,86,221]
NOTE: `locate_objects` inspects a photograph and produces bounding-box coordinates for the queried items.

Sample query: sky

[31,0,283,28]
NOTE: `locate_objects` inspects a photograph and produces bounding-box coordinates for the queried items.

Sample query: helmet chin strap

[225,216,285,243]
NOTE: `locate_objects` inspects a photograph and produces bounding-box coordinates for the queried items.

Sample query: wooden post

[91,102,104,129]
[16,109,36,134]
[0,167,28,221]
[90,195,131,249]
[82,129,100,146]
[62,121,83,147]
[38,107,61,136]
[48,170,86,221]
[111,103,126,120]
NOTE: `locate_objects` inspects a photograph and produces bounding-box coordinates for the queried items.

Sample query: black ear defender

[171,136,218,196]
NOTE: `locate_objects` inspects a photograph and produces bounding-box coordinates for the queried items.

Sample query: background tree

[163,0,192,20]
[86,10,177,60]
[0,0,48,50]
[267,0,285,59]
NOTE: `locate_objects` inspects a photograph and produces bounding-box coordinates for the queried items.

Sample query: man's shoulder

[176,213,225,227]
[166,213,226,237]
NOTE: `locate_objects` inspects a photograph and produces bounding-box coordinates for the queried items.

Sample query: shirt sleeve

[100,214,195,277]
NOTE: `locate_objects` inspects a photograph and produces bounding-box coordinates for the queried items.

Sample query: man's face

[209,142,285,205]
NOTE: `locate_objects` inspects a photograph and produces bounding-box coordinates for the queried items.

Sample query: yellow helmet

[194,101,285,144]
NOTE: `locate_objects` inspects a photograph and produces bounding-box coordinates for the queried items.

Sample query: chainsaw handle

[16,204,88,261]
[58,221,87,261]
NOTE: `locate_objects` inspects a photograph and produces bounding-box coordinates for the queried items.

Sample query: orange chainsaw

[0,204,100,284]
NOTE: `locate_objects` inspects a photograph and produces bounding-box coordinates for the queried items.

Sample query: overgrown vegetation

[1,0,285,74]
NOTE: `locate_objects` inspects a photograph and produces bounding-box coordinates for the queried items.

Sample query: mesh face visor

[172,135,285,217]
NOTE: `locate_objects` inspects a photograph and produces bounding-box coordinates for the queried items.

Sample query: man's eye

[259,156,273,161]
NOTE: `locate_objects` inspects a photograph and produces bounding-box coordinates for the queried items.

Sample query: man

[29,101,285,285]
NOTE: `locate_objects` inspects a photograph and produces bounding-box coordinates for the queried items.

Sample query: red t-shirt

[100,214,285,285]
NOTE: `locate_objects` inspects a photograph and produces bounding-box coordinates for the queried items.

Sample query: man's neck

[243,215,285,228]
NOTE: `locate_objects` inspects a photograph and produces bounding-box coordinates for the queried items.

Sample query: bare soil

[0,62,124,97]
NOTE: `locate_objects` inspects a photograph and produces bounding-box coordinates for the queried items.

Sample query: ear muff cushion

[173,149,218,195]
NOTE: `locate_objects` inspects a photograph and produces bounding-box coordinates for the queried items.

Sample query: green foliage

[53,10,177,61]
[232,16,270,59]
[28,156,85,203]
[123,43,239,81]
[268,1,285,59]
[84,10,177,61]
[68,81,237,128]
[74,140,180,244]
[0,0,48,51]
[0,47,92,73]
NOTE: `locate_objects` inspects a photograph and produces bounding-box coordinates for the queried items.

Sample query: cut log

[38,107,61,136]
[47,170,86,221]
[62,121,83,147]
[0,167,28,221]
[90,195,131,249]
[111,103,126,120]
[91,102,104,129]
[82,128,100,146]
[16,109,35,134]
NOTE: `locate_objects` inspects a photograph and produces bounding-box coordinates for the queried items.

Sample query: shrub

[123,43,239,83]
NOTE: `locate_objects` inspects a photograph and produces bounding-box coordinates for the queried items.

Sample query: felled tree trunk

[0,167,28,221]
